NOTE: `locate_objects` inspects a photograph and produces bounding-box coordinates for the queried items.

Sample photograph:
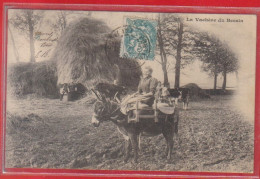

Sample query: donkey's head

[91,89,120,127]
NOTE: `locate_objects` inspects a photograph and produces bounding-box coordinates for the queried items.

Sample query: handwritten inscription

[35,49,52,58]
[34,31,58,59]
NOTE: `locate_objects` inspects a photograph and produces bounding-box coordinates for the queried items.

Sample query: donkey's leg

[167,134,174,160]
[138,133,142,151]
[174,114,179,135]
[163,132,169,157]
[124,139,132,162]
[183,100,187,110]
[163,126,174,160]
[129,133,139,163]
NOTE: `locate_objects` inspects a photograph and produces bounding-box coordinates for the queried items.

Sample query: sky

[7,10,257,120]
[92,12,256,90]
[7,10,256,89]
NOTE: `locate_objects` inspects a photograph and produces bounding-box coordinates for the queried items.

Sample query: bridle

[93,97,121,122]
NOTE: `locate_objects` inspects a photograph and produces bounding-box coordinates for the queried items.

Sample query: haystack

[8,61,58,98]
[181,83,210,99]
[51,17,141,90]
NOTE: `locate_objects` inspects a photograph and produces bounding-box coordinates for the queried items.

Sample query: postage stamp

[120,18,157,60]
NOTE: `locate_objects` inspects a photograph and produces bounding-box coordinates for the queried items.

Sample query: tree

[157,14,169,86]
[219,44,239,90]
[159,14,198,88]
[8,25,19,62]
[9,10,43,62]
[52,11,92,36]
[193,32,238,90]
[193,33,222,90]
[52,11,67,33]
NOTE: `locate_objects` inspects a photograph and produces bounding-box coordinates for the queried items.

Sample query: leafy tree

[193,32,238,90]
[157,14,169,86]
[219,44,239,90]
[8,25,19,62]
[193,33,222,90]
[9,9,43,62]
[52,11,92,36]
[159,14,197,88]
[52,11,68,34]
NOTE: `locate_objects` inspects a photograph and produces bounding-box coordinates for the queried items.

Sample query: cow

[68,83,87,101]
[59,83,87,101]
[168,88,182,105]
[179,88,190,110]
[168,88,190,110]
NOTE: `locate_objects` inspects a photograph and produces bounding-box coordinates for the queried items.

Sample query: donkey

[91,90,179,163]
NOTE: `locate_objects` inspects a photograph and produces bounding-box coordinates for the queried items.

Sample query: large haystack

[181,83,210,99]
[8,61,58,98]
[52,17,141,89]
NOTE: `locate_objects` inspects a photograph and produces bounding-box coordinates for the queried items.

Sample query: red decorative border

[1,1,260,179]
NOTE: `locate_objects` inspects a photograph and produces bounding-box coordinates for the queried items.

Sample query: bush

[8,61,59,98]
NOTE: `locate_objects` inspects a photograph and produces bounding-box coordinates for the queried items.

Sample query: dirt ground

[5,95,254,173]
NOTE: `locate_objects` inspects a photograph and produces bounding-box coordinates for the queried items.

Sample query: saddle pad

[157,102,175,114]
[121,94,152,115]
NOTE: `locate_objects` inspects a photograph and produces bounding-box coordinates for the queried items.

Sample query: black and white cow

[168,88,182,105]
[168,88,190,110]
[179,88,190,110]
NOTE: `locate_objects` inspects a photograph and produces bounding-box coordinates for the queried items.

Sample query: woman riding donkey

[91,66,179,163]
[121,66,159,114]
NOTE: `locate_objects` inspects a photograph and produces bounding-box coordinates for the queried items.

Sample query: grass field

[5,95,254,173]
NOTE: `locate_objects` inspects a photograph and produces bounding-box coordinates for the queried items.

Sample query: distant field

[5,95,254,172]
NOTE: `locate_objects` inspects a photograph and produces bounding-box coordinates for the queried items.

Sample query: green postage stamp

[120,18,157,60]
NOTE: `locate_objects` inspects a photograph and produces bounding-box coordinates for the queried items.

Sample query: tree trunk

[27,11,36,63]
[174,20,183,88]
[162,51,169,87]
[235,71,239,89]
[157,14,169,87]
[162,63,169,86]
[222,68,227,90]
[213,60,218,91]
[8,26,19,62]
[214,73,218,90]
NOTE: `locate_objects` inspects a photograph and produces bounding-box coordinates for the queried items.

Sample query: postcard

[4,9,256,174]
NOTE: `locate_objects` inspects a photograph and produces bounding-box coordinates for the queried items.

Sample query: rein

[109,105,121,119]
[95,100,122,121]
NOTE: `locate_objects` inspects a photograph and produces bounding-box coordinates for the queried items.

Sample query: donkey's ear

[93,89,107,103]
[99,93,107,103]
[91,89,102,101]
